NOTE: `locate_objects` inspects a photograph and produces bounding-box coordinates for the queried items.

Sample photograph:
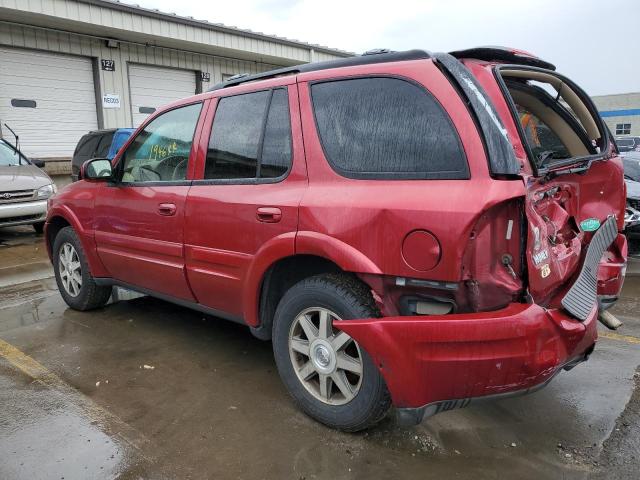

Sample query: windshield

[0,141,22,166]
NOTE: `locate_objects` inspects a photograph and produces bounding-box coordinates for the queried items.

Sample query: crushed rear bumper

[334,302,598,425]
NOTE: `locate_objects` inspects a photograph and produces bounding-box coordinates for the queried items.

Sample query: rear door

[93,102,205,300]
[184,81,306,320]
[496,66,626,314]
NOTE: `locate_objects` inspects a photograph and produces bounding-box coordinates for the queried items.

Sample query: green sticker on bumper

[580,218,601,232]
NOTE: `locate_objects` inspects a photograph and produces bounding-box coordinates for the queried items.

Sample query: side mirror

[32,159,45,168]
[82,158,114,181]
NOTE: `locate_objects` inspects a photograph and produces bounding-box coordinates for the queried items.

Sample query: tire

[33,222,44,234]
[272,273,391,431]
[52,226,112,310]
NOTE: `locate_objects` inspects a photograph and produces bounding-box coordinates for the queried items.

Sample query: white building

[0,0,350,166]
[591,92,640,137]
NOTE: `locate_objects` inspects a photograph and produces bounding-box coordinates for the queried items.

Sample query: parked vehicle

[71,128,134,181]
[0,136,56,233]
[623,152,640,253]
[45,47,627,431]
[615,136,640,152]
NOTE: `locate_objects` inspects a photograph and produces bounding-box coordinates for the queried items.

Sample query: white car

[0,138,56,233]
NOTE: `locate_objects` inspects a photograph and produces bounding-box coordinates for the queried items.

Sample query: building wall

[0,0,347,65]
[0,22,284,130]
[591,92,640,136]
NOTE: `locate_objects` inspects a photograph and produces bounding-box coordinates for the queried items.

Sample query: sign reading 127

[101,59,115,71]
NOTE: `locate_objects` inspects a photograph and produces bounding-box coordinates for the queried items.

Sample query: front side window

[120,103,202,183]
[310,77,469,179]
[204,88,292,180]
[616,123,632,135]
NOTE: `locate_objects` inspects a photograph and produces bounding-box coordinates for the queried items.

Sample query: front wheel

[272,273,391,431]
[52,226,112,310]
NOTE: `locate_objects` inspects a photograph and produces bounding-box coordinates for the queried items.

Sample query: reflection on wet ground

[0,227,639,479]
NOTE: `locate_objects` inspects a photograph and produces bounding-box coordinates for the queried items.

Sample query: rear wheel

[53,226,112,310]
[272,273,391,431]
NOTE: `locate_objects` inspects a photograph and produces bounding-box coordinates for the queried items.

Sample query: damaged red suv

[45,47,627,431]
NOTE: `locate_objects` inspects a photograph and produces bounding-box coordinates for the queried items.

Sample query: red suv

[45,47,627,431]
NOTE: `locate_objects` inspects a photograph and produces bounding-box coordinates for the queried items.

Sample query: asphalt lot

[1,226,639,480]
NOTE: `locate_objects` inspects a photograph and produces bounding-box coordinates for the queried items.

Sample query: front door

[184,82,306,320]
[94,102,205,301]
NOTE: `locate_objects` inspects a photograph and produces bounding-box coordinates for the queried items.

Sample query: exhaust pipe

[598,310,623,330]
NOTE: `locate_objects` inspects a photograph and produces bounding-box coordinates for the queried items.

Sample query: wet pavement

[1,226,639,479]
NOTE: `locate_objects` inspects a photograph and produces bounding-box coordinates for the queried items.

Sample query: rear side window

[205,88,292,180]
[311,77,468,179]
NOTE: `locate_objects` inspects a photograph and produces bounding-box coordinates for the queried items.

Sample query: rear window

[500,70,604,172]
[310,77,469,180]
[96,132,115,158]
[74,134,100,160]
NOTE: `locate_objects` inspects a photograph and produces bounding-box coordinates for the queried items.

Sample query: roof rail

[208,49,431,91]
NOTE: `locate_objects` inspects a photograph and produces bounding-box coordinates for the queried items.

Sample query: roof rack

[208,49,431,91]
[449,46,556,71]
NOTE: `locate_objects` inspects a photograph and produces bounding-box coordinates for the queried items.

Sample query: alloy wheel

[288,307,363,405]
[58,242,82,297]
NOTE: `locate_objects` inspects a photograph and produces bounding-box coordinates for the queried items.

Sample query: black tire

[272,273,391,431]
[33,222,44,234]
[52,226,112,310]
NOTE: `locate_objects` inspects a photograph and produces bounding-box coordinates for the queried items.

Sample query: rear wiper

[536,150,556,168]
[543,158,595,182]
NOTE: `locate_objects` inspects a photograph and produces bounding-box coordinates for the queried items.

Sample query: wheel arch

[244,232,382,338]
[45,206,109,277]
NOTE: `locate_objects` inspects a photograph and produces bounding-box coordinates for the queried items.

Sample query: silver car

[0,139,56,233]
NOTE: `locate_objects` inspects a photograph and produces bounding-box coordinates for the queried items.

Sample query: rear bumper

[334,302,598,424]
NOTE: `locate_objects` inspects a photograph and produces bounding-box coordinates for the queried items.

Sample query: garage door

[129,64,196,127]
[0,47,98,159]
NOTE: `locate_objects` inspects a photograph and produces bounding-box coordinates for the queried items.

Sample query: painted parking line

[0,337,152,455]
[600,331,640,345]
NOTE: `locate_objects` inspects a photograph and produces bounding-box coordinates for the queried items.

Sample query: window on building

[204,89,292,180]
[120,103,203,183]
[310,77,469,179]
[616,123,632,135]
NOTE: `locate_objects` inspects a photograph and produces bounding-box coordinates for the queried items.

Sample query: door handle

[256,207,282,223]
[158,203,177,216]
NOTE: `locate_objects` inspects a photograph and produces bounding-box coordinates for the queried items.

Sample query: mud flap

[562,216,618,320]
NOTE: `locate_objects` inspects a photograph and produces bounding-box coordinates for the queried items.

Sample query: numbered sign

[101,59,115,71]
